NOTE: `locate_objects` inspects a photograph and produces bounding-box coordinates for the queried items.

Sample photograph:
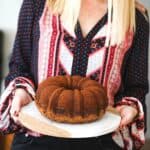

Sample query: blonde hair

[47,0,136,46]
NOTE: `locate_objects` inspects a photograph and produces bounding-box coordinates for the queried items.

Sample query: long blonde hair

[47,0,135,46]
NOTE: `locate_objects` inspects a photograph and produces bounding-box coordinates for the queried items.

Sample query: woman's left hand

[116,105,138,129]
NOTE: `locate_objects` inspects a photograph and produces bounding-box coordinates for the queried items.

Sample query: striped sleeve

[0,0,36,134]
[113,9,149,150]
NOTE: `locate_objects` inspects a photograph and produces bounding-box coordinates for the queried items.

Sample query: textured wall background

[0,0,23,77]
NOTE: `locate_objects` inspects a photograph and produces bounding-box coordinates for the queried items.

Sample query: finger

[10,106,20,118]
[116,106,122,112]
[120,115,132,128]
[10,109,22,125]
[116,105,125,113]
[11,115,19,124]
[27,130,41,137]
[10,97,22,117]
[11,115,23,126]
[24,94,32,105]
[119,110,129,128]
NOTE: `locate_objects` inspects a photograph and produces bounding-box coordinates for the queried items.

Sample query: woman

[0,0,149,149]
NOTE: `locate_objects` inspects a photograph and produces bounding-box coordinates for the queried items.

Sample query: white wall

[0,0,23,76]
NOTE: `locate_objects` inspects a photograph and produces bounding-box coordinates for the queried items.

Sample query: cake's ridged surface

[35,75,108,124]
[36,85,59,108]
[47,87,65,113]
[55,89,74,116]
[65,75,72,88]
[40,76,68,88]
[77,77,90,88]
[79,79,101,89]
[71,76,83,89]
[73,89,82,116]
[81,89,98,116]
[85,87,108,109]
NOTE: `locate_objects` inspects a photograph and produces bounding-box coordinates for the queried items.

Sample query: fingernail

[14,111,19,116]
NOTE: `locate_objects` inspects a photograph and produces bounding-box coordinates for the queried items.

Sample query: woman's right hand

[10,88,33,124]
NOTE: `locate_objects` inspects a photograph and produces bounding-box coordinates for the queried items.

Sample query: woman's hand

[10,88,32,124]
[116,105,138,129]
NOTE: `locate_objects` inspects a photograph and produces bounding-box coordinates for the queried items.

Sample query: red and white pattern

[38,4,60,83]
[58,41,74,75]
[38,5,52,83]
[86,47,106,76]
[106,32,134,105]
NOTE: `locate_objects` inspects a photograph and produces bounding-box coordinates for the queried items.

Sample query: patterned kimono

[0,0,149,149]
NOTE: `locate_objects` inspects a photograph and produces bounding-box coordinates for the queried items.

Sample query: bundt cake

[35,75,108,123]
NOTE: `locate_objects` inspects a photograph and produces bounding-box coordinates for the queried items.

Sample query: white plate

[18,101,121,138]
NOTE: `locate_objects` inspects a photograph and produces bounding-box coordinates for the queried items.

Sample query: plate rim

[18,101,121,138]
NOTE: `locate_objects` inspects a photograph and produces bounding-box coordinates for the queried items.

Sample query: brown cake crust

[35,75,108,124]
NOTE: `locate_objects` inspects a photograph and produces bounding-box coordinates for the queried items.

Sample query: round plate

[18,101,121,138]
